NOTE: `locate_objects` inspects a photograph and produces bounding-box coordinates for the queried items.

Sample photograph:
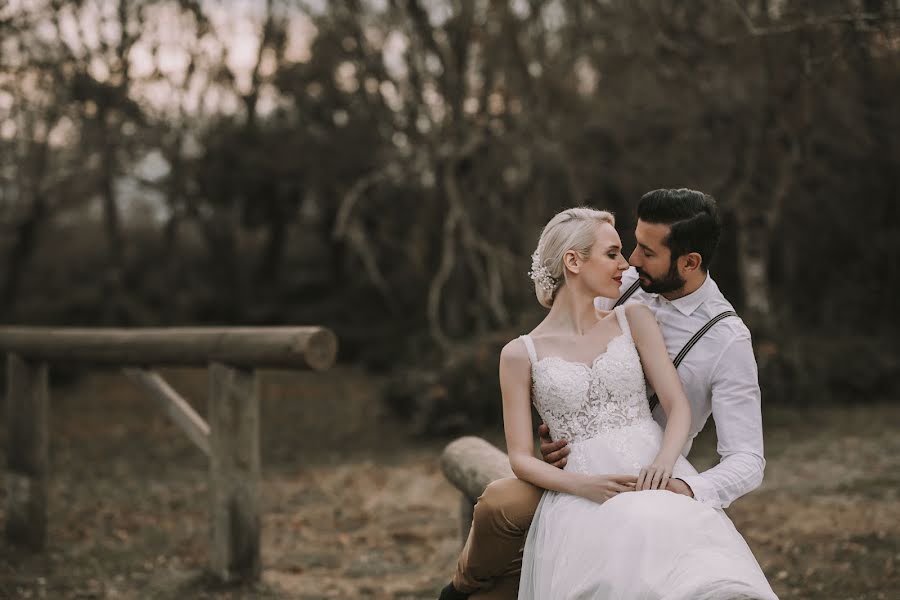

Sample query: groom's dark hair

[637,188,721,272]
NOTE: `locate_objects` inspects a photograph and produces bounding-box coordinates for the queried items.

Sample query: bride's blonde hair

[531,207,615,308]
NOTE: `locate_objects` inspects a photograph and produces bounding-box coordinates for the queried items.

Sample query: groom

[439,188,766,600]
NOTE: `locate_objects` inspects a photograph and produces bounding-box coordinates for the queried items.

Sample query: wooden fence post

[207,362,261,582]
[5,353,49,550]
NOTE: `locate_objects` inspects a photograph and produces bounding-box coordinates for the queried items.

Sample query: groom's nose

[628,247,641,266]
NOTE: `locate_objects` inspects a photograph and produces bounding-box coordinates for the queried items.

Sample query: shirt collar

[667,274,714,316]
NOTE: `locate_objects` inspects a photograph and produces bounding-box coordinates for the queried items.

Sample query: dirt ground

[0,366,897,599]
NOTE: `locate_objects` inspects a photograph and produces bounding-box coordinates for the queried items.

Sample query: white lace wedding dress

[517,306,777,600]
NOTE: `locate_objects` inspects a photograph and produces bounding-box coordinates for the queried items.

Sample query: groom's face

[629,220,686,294]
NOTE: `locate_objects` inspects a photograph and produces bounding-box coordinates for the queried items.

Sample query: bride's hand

[637,459,673,491]
[576,474,637,504]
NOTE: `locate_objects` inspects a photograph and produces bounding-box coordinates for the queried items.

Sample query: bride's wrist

[652,451,678,469]
[567,472,590,497]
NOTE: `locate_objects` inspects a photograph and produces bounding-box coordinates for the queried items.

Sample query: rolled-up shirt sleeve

[679,332,766,508]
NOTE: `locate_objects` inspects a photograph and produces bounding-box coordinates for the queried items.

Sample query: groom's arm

[677,331,765,508]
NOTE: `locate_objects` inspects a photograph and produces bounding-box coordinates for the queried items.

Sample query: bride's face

[568,222,629,299]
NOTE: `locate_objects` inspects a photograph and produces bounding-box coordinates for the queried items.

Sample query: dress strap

[613,305,633,339]
[520,335,539,365]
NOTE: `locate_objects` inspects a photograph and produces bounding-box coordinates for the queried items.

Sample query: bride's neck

[545,285,602,336]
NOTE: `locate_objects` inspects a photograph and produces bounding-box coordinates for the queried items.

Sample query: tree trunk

[255,200,288,287]
[1,137,51,315]
[1,197,47,314]
[730,0,780,337]
[203,202,246,322]
[734,208,774,335]
[100,114,124,325]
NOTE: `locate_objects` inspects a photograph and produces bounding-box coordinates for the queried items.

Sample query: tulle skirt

[518,425,778,600]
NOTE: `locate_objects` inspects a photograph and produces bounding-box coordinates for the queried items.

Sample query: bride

[502,207,777,599]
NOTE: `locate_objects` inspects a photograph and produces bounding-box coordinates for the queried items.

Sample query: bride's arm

[500,339,634,502]
[500,340,583,494]
[626,304,693,491]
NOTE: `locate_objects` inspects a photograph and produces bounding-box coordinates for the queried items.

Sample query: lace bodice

[522,306,654,444]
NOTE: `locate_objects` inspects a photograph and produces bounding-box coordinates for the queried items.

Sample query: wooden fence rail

[0,326,336,370]
[1,325,337,583]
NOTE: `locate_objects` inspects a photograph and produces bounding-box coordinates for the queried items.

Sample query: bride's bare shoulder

[500,337,528,365]
[623,303,654,321]
[623,303,662,342]
[500,337,528,360]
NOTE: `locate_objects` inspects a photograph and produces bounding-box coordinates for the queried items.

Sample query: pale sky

[0,0,322,131]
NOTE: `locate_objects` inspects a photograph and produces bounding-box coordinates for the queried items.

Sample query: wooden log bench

[440,436,514,542]
[0,326,337,583]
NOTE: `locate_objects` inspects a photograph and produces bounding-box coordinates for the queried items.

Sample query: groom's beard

[637,261,685,295]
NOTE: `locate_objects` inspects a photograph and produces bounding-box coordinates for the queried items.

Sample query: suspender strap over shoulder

[648,310,738,412]
[671,311,738,369]
[613,280,641,308]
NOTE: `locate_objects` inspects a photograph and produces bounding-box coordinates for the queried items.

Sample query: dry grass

[0,367,897,599]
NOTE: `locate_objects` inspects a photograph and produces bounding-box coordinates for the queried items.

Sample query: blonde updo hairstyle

[532,207,616,308]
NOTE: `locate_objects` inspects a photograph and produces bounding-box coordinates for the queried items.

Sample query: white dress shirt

[595,267,765,508]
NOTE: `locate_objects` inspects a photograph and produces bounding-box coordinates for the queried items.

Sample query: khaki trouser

[451,477,543,600]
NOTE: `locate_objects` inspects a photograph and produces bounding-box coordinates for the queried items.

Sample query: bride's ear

[563,249,581,275]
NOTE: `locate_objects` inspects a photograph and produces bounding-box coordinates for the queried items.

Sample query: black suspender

[609,277,737,412]
[647,310,738,412]
[613,280,641,307]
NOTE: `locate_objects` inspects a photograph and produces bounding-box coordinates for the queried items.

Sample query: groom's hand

[538,423,570,469]
[665,478,695,498]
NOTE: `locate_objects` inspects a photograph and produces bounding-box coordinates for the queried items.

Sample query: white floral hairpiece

[528,249,557,292]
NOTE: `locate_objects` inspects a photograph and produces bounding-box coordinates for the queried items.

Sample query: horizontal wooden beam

[123,368,210,456]
[440,436,514,501]
[0,326,337,370]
